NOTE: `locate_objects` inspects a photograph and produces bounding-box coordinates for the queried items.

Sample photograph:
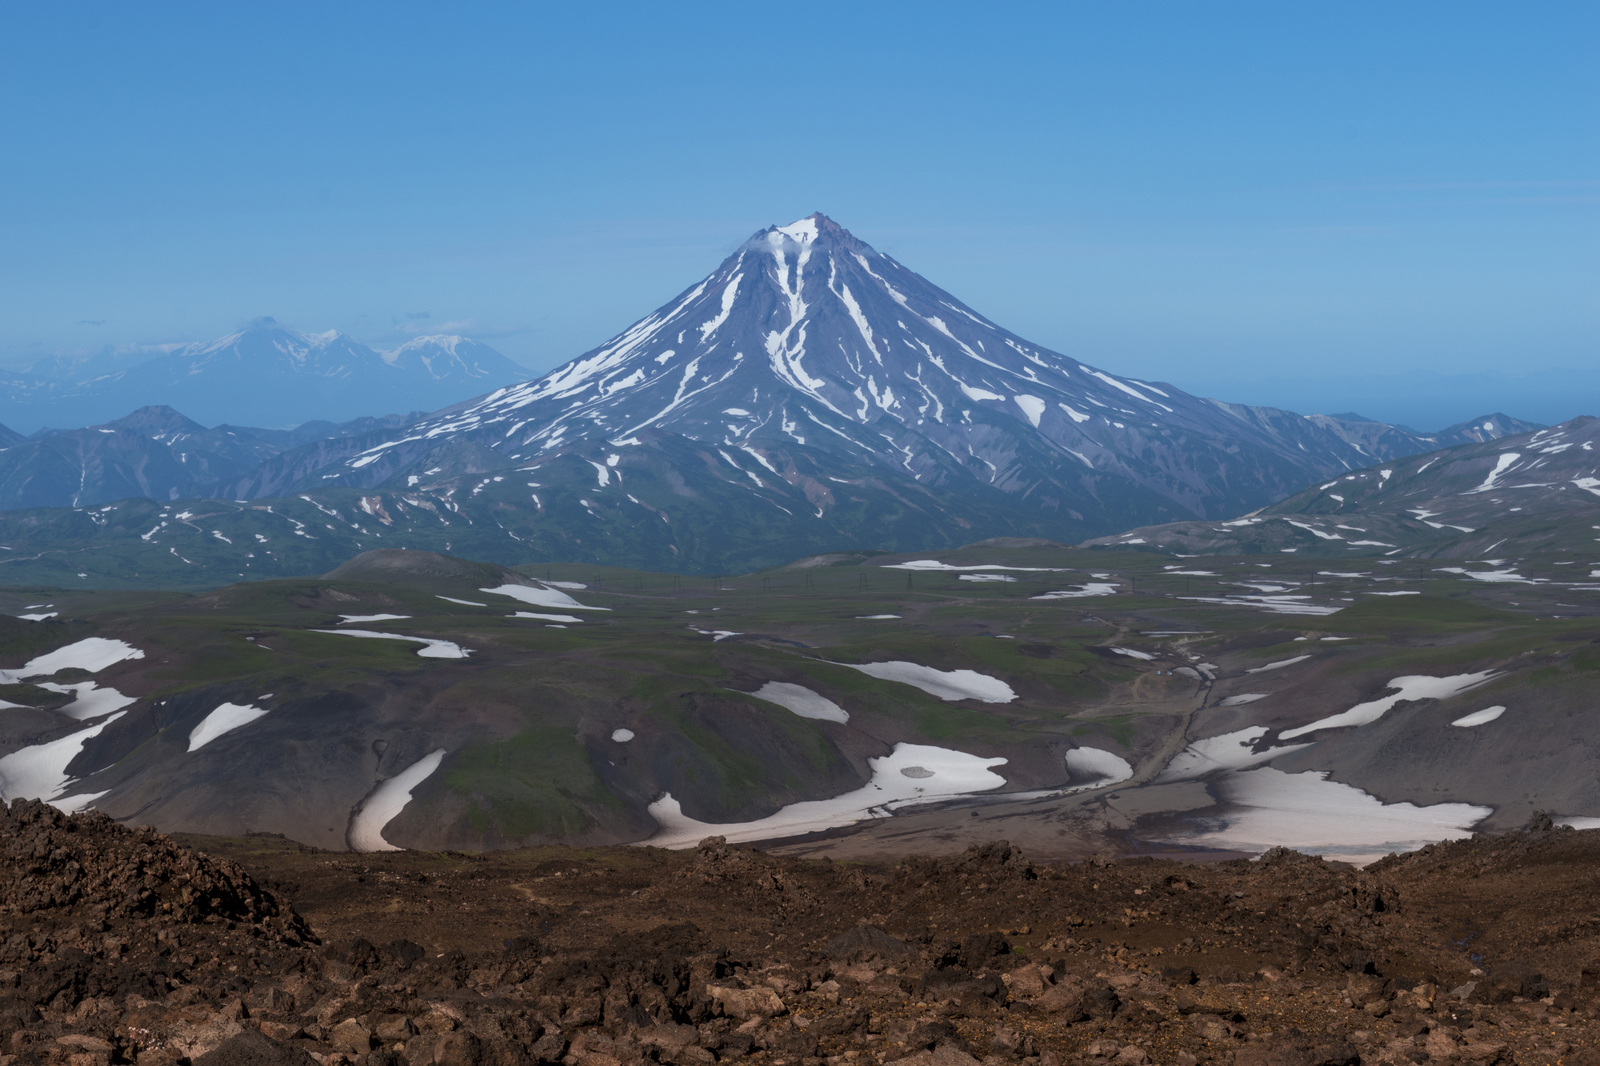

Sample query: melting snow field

[1178,596,1342,617]
[188,703,270,751]
[1157,727,1313,781]
[1280,671,1497,739]
[481,584,610,611]
[1032,583,1119,600]
[855,614,902,619]
[1246,655,1311,673]
[437,596,487,607]
[1064,747,1133,789]
[748,682,849,723]
[1219,694,1269,707]
[611,729,635,742]
[959,574,1016,583]
[349,749,448,852]
[510,612,584,623]
[883,560,1065,573]
[1558,816,1600,830]
[310,630,472,659]
[0,711,126,810]
[838,661,1015,703]
[1110,647,1155,660]
[1451,706,1507,728]
[1164,767,1490,865]
[2,637,145,682]
[37,682,136,721]
[642,743,1009,848]
[339,613,411,624]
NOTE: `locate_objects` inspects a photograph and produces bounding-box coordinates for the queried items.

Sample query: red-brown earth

[3,798,1599,1066]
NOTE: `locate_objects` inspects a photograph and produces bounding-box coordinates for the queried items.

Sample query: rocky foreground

[3,799,1599,1066]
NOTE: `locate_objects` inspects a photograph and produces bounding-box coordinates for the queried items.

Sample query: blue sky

[2,2,1595,429]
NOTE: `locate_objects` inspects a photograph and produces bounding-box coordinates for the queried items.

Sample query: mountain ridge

[0,322,528,432]
[1084,414,1600,557]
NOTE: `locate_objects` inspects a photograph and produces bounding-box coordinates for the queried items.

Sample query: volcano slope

[8,797,1600,1066]
[3,538,1600,862]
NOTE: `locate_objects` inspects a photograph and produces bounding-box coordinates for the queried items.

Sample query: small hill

[323,548,533,587]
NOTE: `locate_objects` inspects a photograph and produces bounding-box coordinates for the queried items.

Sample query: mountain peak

[754,212,866,254]
[310,214,1491,542]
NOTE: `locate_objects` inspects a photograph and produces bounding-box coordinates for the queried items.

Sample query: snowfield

[1280,670,1497,739]
[836,661,1015,703]
[749,682,850,723]
[481,583,610,611]
[0,711,127,809]
[1163,767,1490,865]
[1031,583,1119,600]
[1247,655,1311,673]
[1064,747,1133,789]
[1157,727,1313,781]
[310,629,472,659]
[641,742,1009,848]
[188,702,270,751]
[349,749,448,852]
[37,682,136,721]
[883,560,1065,572]
[3,637,145,681]
[1451,706,1507,728]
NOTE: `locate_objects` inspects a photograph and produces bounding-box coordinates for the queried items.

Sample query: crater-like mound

[323,548,531,587]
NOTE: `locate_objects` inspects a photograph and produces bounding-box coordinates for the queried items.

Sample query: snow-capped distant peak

[773,216,820,243]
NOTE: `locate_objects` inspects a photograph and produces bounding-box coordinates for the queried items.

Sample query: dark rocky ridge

[6,798,1600,1064]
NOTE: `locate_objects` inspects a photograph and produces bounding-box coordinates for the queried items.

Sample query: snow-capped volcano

[469,213,1185,471]
[298,214,1499,534]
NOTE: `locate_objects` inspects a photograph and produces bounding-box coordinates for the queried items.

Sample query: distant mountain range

[0,406,425,510]
[0,215,1563,584]
[0,322,528,432]
[1086,415,1600,557]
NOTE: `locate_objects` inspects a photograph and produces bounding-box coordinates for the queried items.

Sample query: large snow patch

[3,638,145,681]
[481,584,610,611]
[188,703,270,752]
[837,661,1015,703]
[641,743,1007,848]
[1281,671,1496,739]
[749,682,849,723]
[349,749,448,852]
[311,629,472,659]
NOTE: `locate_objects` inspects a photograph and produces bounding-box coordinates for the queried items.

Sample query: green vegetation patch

[445,726,618,840]
[1321,595,1518,634]
[0,683,74,710]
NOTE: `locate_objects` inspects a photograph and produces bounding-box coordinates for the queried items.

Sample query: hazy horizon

[2,4,1594,432]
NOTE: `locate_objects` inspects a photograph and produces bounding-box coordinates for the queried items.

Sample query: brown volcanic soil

[5,799,1600,1066]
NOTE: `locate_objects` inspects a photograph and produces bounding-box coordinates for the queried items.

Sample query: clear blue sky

[2,2,1595,428]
